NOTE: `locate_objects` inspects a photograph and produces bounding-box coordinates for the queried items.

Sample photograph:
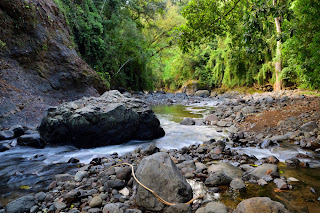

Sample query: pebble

[287,177,299,182]
[257,179,268,186]
[89,196,102,208]
[274,178,288,190]
[53,201,66,210]
[119,187,130,196]
[55,174,73,182]
[230,178,246,190]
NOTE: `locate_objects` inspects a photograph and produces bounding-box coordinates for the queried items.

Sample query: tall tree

[273,0,283,91]
[178,0,289,90]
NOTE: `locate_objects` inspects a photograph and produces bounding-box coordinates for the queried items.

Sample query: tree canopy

[54,0,320,91]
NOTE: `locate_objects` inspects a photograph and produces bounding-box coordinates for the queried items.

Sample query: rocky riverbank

[1,89,320,212]
[135,89,320,156]
[1,140,291,213]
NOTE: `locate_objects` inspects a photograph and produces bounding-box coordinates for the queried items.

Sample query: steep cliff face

[0,0,107,128]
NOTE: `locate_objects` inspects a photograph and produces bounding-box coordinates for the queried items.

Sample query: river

[0,102,320,212]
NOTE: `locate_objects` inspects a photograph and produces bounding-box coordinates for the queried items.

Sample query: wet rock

[205,115,219,125]
[205,172,232,186]
[68,157,80,163]
[195,162,207,171]
[105,180,125,190]
[300,121,318,132]
[310,187,317,194]
[90,157,102,165]
[17,133,46,148]
[185,172,195,178]
[195,207,205,213]
[164,203,192,213]
[208,162,243,179]
[261,175,273,182]
[274,179,288,190]
[68,208,80,213]
[197,145,208,154]
[269,134,290,142]
[202,202,228,213]
[287,177,299,182]
[0,143,11,152]
[9,125,25,137]
[180,118,196,125]
[242,164,279,181]
[54,201,66,210]
[55,174,73,182]
[125,210,142,213]
[194,90,210,98]
[88,208,102,213]
[116,167,131,180]
[35,191,47,202]
[257,179,268,186]
[0,130,14,141]
[64,190,80,203]
[30,205,39,213]
[103,203,129,213]
[135,152,193,211]
[39,90,165,148]
[119,187,130,196]
[230,178,246,190]
[285,157,303,168]
[217,120,232,127]
[241,106,256,114]
[144,143,159,155]
[233,197,289,213]
[229,132,244,142]
[265,156,279,164]
[104,167,116,176]
[228,125,240,133]
[177,160,196,170]
[235,112,244,122]
[6,195,35,213]
[89,196,102,208]
[239,164,255,172]
[259,139,279,149]
[75,171,89,182]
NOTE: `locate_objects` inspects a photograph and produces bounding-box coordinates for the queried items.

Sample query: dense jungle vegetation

[54,0,320,91]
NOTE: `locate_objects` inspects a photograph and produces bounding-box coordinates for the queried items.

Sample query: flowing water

[0,102,320,212]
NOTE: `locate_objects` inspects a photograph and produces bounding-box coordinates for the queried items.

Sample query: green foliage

[256,63,273,85]
[53,0,320,91]
[0,40,6,47]
[54,0,163,90]
[282,0,320,89]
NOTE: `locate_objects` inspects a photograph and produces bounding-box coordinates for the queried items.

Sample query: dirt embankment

[240,96,320,136]
[0,0,107,128]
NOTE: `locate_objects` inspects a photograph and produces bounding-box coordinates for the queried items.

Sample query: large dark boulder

[135,152,193,212]
[0,0,107,128]
[38,90,165,148]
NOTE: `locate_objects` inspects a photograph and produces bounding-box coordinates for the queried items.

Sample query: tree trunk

[273,0,283,91]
